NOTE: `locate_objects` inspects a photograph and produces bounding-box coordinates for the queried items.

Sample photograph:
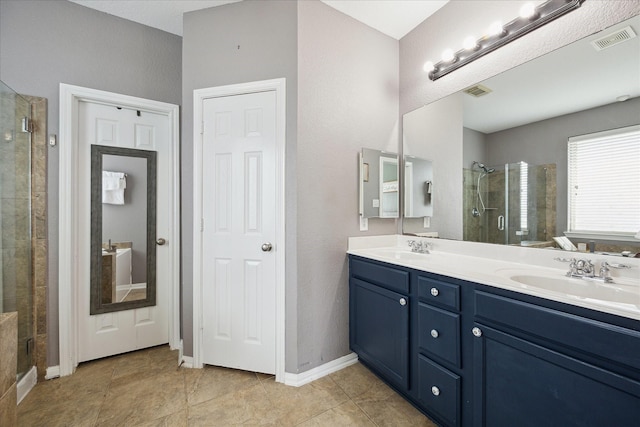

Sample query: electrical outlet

[424,216,431,228]
[360,217,368,231]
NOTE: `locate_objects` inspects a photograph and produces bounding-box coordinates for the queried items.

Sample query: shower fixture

[472,160,496,174]
[472,161,496,216]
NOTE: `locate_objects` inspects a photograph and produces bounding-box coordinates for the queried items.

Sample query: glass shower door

[0,80,33,381]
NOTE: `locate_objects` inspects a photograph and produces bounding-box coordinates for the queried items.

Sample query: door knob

[156,238,167,246]
[261,243,273,252]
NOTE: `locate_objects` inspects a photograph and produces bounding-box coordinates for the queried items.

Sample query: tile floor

[18,345,437,426]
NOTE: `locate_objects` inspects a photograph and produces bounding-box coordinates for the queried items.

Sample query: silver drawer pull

[431,386,440,396]
[472,327,482,337]
[430,329,439,338]
[430,287,439,297]
[399,298,407,306]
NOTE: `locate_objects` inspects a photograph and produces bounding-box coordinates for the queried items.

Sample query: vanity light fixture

[424,0,585,81]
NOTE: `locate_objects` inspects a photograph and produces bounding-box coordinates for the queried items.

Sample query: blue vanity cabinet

[349,256,410,391]
[472,289,640,427]
[349,253,640,427]
[415,274,463,426]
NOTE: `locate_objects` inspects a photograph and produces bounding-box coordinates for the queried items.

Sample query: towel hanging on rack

[102,171,126,205]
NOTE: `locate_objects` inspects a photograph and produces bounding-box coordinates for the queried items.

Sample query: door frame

[192,78,286,382]
[58,84,181,376]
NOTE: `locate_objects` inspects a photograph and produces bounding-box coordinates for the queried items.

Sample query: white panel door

[77,101,169,362]
[201,91,277,374]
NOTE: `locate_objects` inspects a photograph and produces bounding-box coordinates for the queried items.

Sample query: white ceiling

[68,0,449,39]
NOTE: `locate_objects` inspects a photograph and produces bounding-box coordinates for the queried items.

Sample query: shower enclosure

[463,161,557,246]
[0,80,33,381]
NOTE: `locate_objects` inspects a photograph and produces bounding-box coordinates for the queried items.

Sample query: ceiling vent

[463,84,492,98]
[591,26,637,51]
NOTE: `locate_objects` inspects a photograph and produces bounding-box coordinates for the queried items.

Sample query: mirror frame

[90,145,157,314]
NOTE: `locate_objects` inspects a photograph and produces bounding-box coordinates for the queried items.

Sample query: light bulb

[423,61,435,73]
[488,21,504,37]
[441,49,455,62]
[519,3,537,19]
[463,36,478,51]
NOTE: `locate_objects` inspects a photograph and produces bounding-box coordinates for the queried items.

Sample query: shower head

[472,161,495,174]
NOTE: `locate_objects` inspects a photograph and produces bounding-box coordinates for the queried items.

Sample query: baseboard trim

[283,352,358,387]
[17,366,37,404]
[45,365,60,380]
[181,355,194,369]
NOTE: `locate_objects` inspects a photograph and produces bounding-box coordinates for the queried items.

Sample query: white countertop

[348,235,640,321]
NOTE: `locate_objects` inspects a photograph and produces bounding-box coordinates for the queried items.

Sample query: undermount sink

[509,274,639,305]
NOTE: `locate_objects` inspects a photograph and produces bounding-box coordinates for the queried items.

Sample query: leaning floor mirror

[90,145,157,314]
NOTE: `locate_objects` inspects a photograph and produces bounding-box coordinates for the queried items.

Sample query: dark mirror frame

[90,145,157,315]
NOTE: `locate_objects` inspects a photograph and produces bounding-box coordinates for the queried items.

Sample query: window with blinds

[567,124,640,236]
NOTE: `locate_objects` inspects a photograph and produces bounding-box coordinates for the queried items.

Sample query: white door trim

[192,78,286,382]
[58,84,181,376]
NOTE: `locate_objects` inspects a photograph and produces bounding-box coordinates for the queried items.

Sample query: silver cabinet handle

[399,298,407,306]
[472,327,482,337]
[261,243,273,252]
[430,329,439,338]
[431,386,440,396]
[156,238,166,246]
[498,215,505,231]
[430,287,439,297]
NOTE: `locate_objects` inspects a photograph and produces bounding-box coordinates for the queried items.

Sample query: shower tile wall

[24,96,47,382]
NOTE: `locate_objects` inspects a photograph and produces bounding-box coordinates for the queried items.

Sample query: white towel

[102,171,126,205]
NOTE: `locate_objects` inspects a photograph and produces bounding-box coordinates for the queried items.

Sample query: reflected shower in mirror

[360,148,399,219]
[402,15,640,248]
[90,145,157,314]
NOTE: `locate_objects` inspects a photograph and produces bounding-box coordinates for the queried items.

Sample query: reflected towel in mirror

[103,171,126,205]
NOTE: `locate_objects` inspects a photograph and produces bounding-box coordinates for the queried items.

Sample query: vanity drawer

[350,257,409,294]
[418,275,460,311]
[475,291,640,371]
[418,303,461,367]
[418,354,460,427]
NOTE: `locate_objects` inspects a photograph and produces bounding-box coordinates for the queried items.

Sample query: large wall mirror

[90,145,157,314]
[403,15,640,249]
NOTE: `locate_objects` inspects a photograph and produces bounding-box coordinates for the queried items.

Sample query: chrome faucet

[407,240,432,254]
[564,258,613,283]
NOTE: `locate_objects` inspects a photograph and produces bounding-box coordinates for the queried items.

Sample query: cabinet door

[350,277,409,390]
[472,323,640,427]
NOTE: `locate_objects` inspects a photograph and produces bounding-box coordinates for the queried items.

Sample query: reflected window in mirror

[360,148,399,219]
[567,125,640,238]
[90,145,157,314]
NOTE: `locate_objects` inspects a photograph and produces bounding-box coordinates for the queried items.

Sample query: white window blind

[519,162,528,231]
[567,125,640,235]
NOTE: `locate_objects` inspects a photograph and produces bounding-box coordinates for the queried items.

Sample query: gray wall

[102,155,148,284]
[486,97,640,235]
[182,0,399,373]
[0,0,181,365]
[181,0,299,363]
[463,128,487,171]
[296,0,398,372]
[403,93,463,238]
